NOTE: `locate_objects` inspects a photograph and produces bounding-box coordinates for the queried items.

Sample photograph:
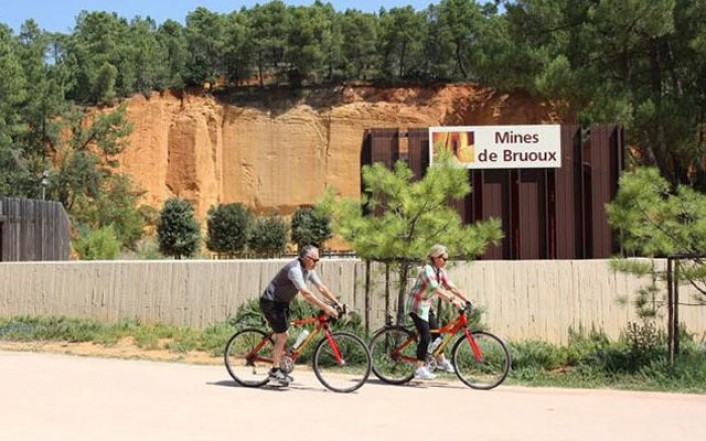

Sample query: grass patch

[1,312,704,393]
[0,315,233,356]
[505,325,706,393]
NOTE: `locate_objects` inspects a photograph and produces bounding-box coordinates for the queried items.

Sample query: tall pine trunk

[396,262,411,325]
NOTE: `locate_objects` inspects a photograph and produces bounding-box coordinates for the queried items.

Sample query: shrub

[157,198,201,259]
[291,206,333,251]
[74,225,122,260]
[206,203,253,257]
[248,214,288,257]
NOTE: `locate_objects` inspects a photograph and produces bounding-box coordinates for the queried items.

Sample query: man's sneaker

[414,365,437,380]
[437,358,455,373]
[268,368,290,386]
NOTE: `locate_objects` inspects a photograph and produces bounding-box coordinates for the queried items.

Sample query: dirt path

[0,339,221,365]
[1,350,704,441]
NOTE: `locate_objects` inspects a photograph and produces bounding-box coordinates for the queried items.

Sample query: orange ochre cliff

[117,83,560,221]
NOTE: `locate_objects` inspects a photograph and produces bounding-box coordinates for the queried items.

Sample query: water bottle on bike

[292,329,309,350]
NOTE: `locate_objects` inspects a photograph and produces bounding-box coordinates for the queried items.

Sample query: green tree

[74,225,121,260]
[222,11,253,86]
[290,205,332,251]
[378,6,426,80]
[92,61,118,106]
[285,5,326,86]
[417,5,450,81]
[248,214,289,258]
[321,152,503,324]
[16,20,67,165]
[53,104,133,211]
[607,167,706,314]
[72,174,147,250]
[67,11,131,103]
[0,143,38,197]
[184,7,226,88]
[157,198,201,259]
[339,10,378,80]
[472,7,548,93]
[0,24,35,196]
[127,16,169,94]
[607,167,706,258]
[502,0,706,189]
[156,19,189,89]
[607,166,706,360]
[48,104,145,249]
[206,203,253,258]
[248,0,289,86]
[436,0,483,80]
[314,1,344,82]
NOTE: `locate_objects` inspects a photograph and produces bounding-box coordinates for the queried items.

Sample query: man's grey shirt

[261,258,323,303]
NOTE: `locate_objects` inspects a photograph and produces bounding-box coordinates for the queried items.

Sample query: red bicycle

[224,305,371,393]
[368,303,511,389]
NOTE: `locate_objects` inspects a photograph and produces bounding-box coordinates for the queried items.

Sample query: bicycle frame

[391,309,484,363]
[246,311,345,366]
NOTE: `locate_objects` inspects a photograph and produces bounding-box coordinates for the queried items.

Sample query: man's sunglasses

[435,255,449,261]
[305,256,320,263]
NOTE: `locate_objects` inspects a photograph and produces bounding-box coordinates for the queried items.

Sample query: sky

[1,0,439,34]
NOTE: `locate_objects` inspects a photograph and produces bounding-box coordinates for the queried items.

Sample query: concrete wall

[1,259,704,343]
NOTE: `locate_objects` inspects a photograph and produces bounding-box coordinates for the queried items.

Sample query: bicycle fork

[463,329,484,361]
[324,332,346,366]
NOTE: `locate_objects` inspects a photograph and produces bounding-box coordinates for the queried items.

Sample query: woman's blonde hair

[427,244,448,259]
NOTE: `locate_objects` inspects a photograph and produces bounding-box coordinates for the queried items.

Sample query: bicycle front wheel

[312,332,371,393]
[368,326,417,384]
[452,331,511,390]
[224,328,274,387]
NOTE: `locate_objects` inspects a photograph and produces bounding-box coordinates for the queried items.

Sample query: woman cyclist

[407,244,472,380]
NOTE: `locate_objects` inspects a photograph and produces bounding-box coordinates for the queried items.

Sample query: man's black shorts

[260,298,290,333]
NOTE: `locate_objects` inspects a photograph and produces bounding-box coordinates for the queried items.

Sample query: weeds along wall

[0,258,704,344]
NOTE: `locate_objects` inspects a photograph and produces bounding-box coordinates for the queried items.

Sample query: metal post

[41,170,49,200]
[384,263,390,325]
[667,257,674,365]
[674,259,680,358]
[364,260,371,337]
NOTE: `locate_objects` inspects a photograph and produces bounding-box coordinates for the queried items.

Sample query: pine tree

[320,152,503,324]
[157,198,201,259]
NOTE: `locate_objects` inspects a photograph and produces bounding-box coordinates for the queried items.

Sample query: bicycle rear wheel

[368,326,417,384]
[312,332,371,393]
[452,331,511,390]
[224,328,274,387]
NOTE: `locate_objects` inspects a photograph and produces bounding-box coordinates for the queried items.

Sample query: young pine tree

[157,198,201,259]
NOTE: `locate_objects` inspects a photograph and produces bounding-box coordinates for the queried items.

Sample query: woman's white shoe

[414,365,437,379]
[437,359,455,373]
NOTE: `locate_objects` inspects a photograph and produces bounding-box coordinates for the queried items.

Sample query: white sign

[429,125,561,169]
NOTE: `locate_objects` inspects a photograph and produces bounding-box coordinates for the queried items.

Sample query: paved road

[1,350,704,441]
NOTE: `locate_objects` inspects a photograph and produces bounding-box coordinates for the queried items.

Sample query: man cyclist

[259,245,341,386]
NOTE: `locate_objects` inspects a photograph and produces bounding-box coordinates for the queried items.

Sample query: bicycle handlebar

[459,300,473,314]
[318,303,348,324]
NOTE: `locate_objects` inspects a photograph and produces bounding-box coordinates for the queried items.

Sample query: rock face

[117,84,560,221]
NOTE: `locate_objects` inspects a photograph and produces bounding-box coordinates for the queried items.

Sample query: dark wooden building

[361,125,624,260]
[0,197,71,261]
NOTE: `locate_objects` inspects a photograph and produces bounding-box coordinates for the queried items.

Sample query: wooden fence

[0,197,71,261]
